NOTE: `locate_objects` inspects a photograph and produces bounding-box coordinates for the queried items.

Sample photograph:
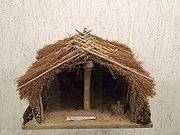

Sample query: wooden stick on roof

[76,29,92,36]
[17,29,153,91]
[17,51,84,90]
[73,43,153,81]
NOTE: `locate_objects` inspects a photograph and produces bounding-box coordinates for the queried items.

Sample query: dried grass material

[17,33,156,122]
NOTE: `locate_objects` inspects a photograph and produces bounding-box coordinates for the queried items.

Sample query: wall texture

[0,0,180,134]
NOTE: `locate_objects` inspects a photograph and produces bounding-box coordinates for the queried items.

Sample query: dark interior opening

[42,65,84,112]
[42,63,130,113]
[90,64,130,112]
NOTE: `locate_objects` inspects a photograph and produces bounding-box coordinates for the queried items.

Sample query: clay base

[23,109,153,129]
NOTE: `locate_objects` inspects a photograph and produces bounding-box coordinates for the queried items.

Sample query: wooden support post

[84,61,94,111]
[39,93,44,123]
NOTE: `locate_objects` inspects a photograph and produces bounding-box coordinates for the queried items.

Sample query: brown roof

[17,29,155,122]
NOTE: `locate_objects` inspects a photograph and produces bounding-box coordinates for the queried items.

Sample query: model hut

[17,29,155,129]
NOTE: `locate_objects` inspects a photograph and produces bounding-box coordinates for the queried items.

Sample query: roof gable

[17,29,153,91]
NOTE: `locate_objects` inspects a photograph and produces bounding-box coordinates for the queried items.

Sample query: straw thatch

[17,29,155,123]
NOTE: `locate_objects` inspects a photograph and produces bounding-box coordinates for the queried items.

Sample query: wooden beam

[74,39,131,59]
[76,29,91,38]
[75,36,92,43]
[74,44,153,81]
[76,34,92,41]
[84,61,94,111]
[84,29,92,35]
[95,40,132,54]
[76,29,85,35]
[17,50,84,90]
[63,39,75,50]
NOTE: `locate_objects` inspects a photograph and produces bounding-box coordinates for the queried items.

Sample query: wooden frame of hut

[17,29,155,128]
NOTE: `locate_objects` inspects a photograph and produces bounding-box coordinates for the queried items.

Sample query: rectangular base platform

[23,109,153,129]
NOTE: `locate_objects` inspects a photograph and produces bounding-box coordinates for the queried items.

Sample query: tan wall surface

[0,0,180,134]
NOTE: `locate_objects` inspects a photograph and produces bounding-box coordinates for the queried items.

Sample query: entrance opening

[90,64,130,113]
[42,65,84,112]
[42,63,130,114]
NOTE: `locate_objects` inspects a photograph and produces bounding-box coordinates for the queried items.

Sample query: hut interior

[42,63,129,113]
[17,29,155,129]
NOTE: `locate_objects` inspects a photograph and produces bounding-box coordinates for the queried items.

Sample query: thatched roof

[17,29,155,122]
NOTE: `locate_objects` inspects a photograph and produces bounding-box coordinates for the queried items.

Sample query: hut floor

[23,108,152,129]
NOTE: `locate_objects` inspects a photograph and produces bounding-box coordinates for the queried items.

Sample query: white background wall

[0,0,180,134]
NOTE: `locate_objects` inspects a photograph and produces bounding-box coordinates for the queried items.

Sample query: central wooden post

[84,61,94,111]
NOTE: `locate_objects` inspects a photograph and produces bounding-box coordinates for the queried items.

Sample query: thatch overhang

[17,29,156,122]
